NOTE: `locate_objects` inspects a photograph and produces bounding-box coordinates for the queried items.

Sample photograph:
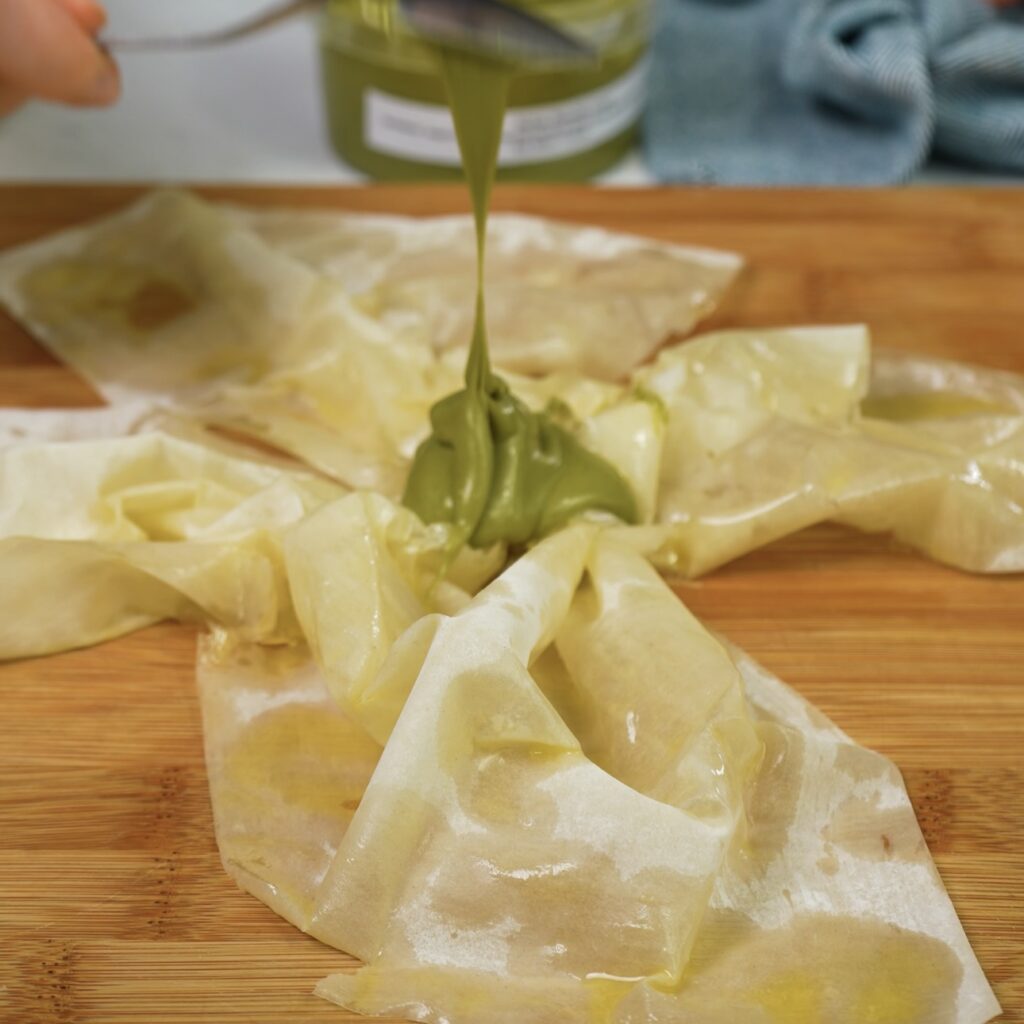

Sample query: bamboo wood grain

[0,186,1022,1024]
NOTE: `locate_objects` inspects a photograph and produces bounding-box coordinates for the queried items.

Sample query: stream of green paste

[401,47,638,549]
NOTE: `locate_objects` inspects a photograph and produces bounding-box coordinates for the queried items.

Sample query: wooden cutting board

[0,185,1022,1024]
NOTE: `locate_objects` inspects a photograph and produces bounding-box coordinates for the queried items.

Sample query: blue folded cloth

[644,0,1024,183]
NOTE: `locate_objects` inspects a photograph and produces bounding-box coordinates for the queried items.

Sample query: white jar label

[364,59,648,167]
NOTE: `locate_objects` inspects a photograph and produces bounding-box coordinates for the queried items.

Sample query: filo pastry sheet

[201,504,999,1023]
[1,192,1019,574]
[0,191,1015,1023]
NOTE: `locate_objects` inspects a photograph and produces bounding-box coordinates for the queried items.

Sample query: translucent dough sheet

[0,433,343,659]
[0,190,1015,1023]
[1,191,1020,570]
[622,330,1024,575]
[230,204,744,380]
[197,521,998,1023]
[0,190,742,398]
[0,400,159,447]
[0,192,333,404]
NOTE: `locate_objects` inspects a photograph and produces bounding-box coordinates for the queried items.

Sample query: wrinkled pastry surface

[0,194,1014,1023]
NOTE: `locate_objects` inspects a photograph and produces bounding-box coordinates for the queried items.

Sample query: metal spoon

[102,0,321,51]
[102,0,593,62]
[398,0,595,62]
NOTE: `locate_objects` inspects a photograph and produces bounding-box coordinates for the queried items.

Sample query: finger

[55,0,107,35]
[0,0,120,107]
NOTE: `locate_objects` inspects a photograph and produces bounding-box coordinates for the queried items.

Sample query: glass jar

[318,0,652,181]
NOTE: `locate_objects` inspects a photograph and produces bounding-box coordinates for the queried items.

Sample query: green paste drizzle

[402,47,638,549]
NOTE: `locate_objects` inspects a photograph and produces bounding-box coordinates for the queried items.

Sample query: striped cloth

[644,0,1024,184]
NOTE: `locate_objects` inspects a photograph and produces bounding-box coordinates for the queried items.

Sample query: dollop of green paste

[402,47,637,548]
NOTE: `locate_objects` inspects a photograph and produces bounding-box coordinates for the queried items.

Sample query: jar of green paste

[318,0,652,180]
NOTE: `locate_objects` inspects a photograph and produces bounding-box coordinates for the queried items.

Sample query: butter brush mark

[669,911,962,1024]
[10,191,312,399]
[23,261,194,334]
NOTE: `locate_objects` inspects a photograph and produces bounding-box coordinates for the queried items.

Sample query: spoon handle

[102,0,322,52]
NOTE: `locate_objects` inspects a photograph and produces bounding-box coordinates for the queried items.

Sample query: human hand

[0,0,120,115]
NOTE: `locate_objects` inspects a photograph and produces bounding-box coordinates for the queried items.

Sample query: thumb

[0,0,120,110]
[55,0,108,35]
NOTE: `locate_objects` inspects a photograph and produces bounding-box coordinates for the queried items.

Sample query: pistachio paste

[402,46,638,548]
